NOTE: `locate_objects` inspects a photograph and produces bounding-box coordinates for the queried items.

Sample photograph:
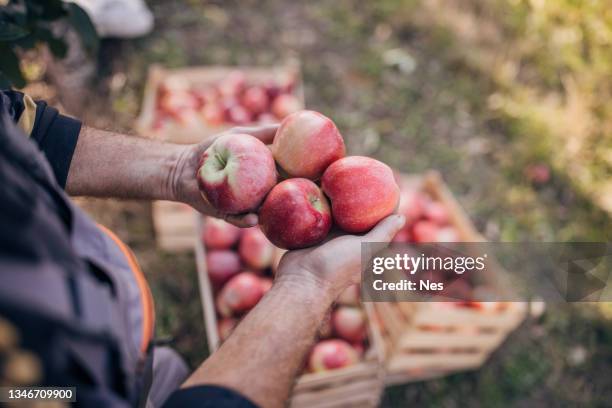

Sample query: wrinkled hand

[171,125,279,227]
[276,215,406,299]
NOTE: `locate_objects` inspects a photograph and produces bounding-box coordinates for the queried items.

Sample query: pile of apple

[196,110,400,250]
[202,217,369,373]
[153,70,303,130]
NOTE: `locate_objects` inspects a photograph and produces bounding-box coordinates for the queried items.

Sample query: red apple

[202,218,241,249]
[332,306,367,342]
[206,250,241,287]
[226,105,252,125]
[217,272,265,317]
[399,190,429,223]
[412,220,439,242]
[197,133,277,214]
[218,317,238,341]
[158,90,198,118]
[218,71,246,97]
[271,93,302,119]
[238,227,275,270]
[309,340,359,372]
[241,86,269,115]
[259,178,332,249]
[424,201,450,225]
[435,226,459,242]
[336,284,360,306]
[272,110,345,180]
[392,228,412,243]
[259,277,273,294]
[322,156,400,233]
[201,103,225,126]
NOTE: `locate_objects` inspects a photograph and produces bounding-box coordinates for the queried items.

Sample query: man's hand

[170,124,279,227]
[275,214,406,300]
[183,214,405,408]
[67,124,278,228]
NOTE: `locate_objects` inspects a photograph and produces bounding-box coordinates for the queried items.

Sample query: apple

[272,110,345,180]
[412,220,439,243]
[218,317,238,341]
[309,340,359,372]
[206,250,241,287]
[238,227,275,270]
[424,201,450,225]
[202,218,241,249]
[197,133,277,214]
[399,190,428,223]
[259,277,273,294]
[392,228,412,243]
[217,272,265,317]
[322,156,400,233]
[158,90,198,118]
[226,105,251,125]
[241,86,269,115]
[332,306,367,342]
[336,284,360,306]
[271,93,302,119]
[201,103,225,126]
[219,71,246,97]
[259,178,332,249]
[435,226,459,242]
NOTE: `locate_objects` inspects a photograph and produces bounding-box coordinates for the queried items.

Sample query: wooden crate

[193,216,385,408]
[136,61,304,144]
[152,201,197,251]
[370,171,527,385]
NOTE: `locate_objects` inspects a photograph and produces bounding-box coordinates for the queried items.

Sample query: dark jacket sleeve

[0,89,81,188]
[163,385,259,408]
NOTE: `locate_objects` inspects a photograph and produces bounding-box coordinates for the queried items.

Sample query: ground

[37,1,612,406]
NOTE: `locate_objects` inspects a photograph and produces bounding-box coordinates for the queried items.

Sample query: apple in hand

[202,217,241,249]
[322,156,400,233]
[259,178,332,249]
[197,133,277,214]
[217,272,265,317]
[309,339,359,372]
[271,94,302,119]
[239,227,275,270]
[272,110,345,180]
[206,250,241,287]
[332,306,367,342]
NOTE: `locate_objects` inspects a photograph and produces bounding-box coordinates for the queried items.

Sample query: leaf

[66,3,98,55]
[0,20,29,41]
[0,43,26,88]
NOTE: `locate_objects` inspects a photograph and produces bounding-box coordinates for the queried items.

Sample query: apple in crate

[202,218,241,249]
[322,156,400,233]
[332,306,367,342]
[239,227,275,270]
[399,190,428,223]
[272,110,345,179]
[309,339,359,372]
[424,201,450,225]
[271,93,302,119]
[259,178,332,249]
[217,272,265,317]
[218,71,246,97]
[201,103,225,126]
[197,134,277,214]
[226,105,251,125]
[206,250,241,287]
[241,86,269,115]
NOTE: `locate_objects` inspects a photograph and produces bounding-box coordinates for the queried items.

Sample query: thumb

[224,213,259,228]
[362,214,406,243]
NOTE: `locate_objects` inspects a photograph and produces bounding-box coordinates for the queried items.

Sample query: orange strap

[97,224,155,354]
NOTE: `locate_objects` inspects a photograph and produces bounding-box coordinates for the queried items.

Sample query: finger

[224,213,259,228]
[228,124,279,144]
[362,214,406,243]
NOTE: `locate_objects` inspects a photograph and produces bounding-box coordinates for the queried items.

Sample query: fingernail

[396,214,406,225]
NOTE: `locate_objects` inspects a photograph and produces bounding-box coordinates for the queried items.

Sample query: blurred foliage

[0,0,98,88]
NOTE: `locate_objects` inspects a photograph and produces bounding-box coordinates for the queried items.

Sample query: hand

[275,214,406,300]
[170,125,279,227]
